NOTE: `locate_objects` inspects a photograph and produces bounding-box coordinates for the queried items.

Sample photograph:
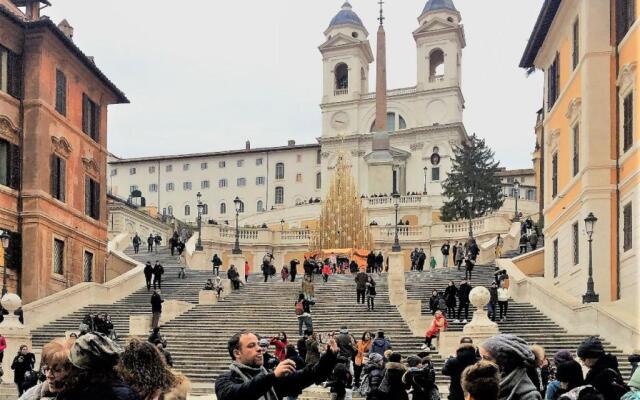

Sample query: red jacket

[322,265,332,275]
[0,336,5,352]
[426,314,448,338]
[270,338,287,361]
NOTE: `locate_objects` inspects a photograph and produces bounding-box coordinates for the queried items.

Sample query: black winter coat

[458,284,472,304]
[489,287,498,304]
[584,353,629,400]
[363,363,385,400]
[11,352,35,384]
[444,285,457,308]
[215,348,337,400]
[442,346,478,400]
[151,293,163,313]
[58,378,140,400]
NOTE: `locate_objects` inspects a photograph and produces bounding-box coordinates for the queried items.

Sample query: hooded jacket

[498,367,542,400]
[584,353,629,400]
[370,338,392,358]
[355,272,368,290]
[362,356,385,400]
[442,345,478,400]
[378,361,409,400]
[622,367,640,400]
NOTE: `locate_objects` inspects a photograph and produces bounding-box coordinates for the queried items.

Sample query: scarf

[500,367,536,400]
[229,362,279,400]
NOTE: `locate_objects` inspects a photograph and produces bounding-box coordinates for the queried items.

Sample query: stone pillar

[387,251,407,305]
[462,287,499,343]
[0,294,32,385]
[189,249,210,271]
[228,254,246,283]
[199,290,218,305]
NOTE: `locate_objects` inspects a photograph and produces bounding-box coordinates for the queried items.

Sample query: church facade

[108,0,470,223]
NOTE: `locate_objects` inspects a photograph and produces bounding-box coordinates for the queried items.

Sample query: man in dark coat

[132,234,141,254]
[147,234,154,252]
[366,251,375,273]
[150,291,163,329]
[442,344,478,400]
[335,326,356,365]
[375,252,384,274]
[456,279,472,323]
[143,261,153,291]
[577,336,629,400]
[215,331,338,400]
[488,282,499,321]
[355,271,368,304]
[441,241,451,269]
[296,331,309,362]
[152,261,164,290]
[290,259,299,282]
[212,254,223,276]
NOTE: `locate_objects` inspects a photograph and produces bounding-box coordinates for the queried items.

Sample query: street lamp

[280,219,285,232]
[392,191,401,252]
[1,230,10,296]
[513,180,520,222]
[466,192,474,238]
[582,212,599,303]
[195,192,204,251]
[423,167,428,194]
[232,196,242,255]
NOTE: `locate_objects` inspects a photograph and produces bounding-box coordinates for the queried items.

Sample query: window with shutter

[83,251,93,282]
[53,238,65,275]
[82,94,100,142]
[617,0,636,43]
[572,222,579,265]
[623,93,633,152]
[0,140,8,186]
[572,18,579,70]
[55,69,67,116]
[573,124,580,176]
[547,53,560,110]
[623,202,633,251]
[552,153,558,198]
[553,239,559,278]
[51,155,66,202]
[85,177,100,220]
[6,50,21,99]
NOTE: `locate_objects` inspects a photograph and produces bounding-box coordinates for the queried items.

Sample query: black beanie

[577,336,605,359]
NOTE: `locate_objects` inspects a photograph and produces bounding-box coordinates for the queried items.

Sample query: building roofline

[109,143,321,164]
[496,168,535,176]
[0,5,129,104]
[519,0,561,69]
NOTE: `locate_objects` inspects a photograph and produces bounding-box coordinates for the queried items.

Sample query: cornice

[51,135,73,157]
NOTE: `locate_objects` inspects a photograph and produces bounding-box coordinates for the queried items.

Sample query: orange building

[521,0,637,304]
[0,0,128,303]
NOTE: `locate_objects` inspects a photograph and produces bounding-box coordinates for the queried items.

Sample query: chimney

[57,19,73,40]
[14,0,51,21]
[287,140,296,147]
[245,140,251,150]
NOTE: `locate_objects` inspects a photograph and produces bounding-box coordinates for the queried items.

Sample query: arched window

[202,204,209,215]
[167,206,173,216]
[275,162,285,179]
[184,205,191,216]
[429,49,445,81]
[275,186,284,204]
[220,202,226,214]
[257,200,264,212]
[370,112,407,132]
[335,63,348,93]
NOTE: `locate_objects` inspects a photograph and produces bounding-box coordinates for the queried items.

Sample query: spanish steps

[30,246,631,396]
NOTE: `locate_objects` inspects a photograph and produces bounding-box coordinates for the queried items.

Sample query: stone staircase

[30,247,631,395]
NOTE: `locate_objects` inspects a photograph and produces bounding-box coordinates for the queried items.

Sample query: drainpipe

[15,29,27,298]
[612,2,621,300]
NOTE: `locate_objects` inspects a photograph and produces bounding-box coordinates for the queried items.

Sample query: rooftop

[422,0,457,15]
[496,168,535,177]
[519,0,561,69]
[109,143,321,165]
[328,1,364,30]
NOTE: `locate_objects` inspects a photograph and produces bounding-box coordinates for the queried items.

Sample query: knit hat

[368,353,384,365]
[406,355,422,368]
[577,336,605,359]
[553,350,574,365]
[481,334,535,365]
[340,326,349,334]
[69,332,122,370]
[556,360,584,387]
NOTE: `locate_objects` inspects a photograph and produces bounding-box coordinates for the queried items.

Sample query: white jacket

[497,287,510,302]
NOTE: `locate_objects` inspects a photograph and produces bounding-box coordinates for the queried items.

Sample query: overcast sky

[45,0,544,169]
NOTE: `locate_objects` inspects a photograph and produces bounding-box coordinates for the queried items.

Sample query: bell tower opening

[429,49,445,82]
[335,63,349,95]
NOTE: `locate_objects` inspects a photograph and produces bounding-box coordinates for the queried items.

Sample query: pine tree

[441,134,504,222]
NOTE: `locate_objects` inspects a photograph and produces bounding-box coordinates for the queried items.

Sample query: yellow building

[520,0,637,304]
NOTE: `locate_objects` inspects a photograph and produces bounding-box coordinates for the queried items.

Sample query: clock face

[331,112,349,130]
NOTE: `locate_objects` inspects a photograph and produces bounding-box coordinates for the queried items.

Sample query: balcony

[364,195,428,209]
[429,75,445,83]
[334,88,348,96]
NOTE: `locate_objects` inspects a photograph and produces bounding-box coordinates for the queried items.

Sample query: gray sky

[46,0,544,169]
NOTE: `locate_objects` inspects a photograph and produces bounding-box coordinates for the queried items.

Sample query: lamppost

[280,219,285,232]
[392,192,401,252]
[582,212,599,303]
[1,230,10,296]
[466,192,474,238]
[423,167,428,194]
[195,192,204,251]
[232,196,242,255]
[513,180,520,222]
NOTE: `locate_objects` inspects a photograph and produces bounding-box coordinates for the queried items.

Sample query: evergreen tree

[441,134,504,222]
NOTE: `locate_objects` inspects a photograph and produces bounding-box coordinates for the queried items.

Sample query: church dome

[422,0,457,14]
[329,2,364,29]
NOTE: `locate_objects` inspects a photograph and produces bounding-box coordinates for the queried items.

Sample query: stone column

[387,251,407,305]
[462,286,499,343]
[0,294,32,385]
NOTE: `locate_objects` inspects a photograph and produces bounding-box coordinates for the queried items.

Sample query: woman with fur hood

[377,352,408,400]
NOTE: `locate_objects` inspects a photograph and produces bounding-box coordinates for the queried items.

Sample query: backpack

[437,298,447,311]
[295,300,304,316]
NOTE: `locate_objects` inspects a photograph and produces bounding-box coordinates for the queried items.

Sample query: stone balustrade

[364,194,427,208]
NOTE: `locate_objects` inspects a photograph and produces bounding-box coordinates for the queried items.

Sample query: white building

[108,141,322,223]
[108,0,471,222]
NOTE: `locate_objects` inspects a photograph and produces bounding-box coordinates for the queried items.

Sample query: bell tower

[319,2,374,138]
[413,0,465,93]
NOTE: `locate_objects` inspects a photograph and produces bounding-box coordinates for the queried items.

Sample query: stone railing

[334,88,348,96]
[362,86,417,100]
[279,230,311,241]
[370,226,425,240]
[443,219,486,235]
[364,195,427,208]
